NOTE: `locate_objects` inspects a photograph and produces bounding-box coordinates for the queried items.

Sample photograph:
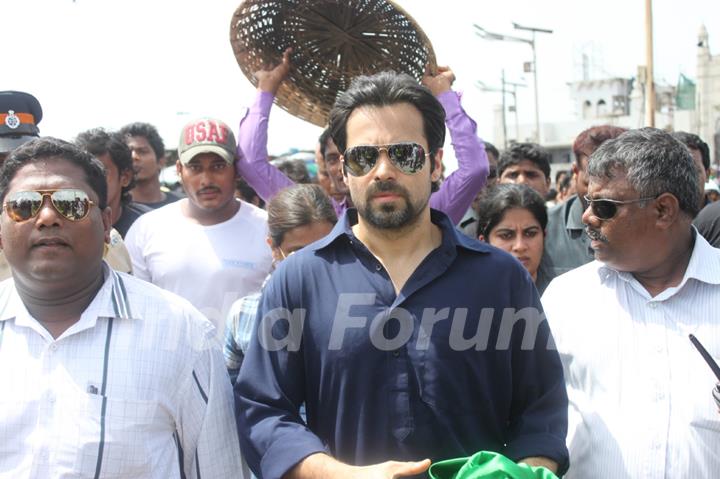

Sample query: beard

[356,180,427,230]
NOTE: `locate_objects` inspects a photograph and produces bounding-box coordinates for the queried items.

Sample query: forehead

[345,103,426,147]
[505,159,544,173]
[495,208,541,227]
[187,152,228,165]
[7,158,95,197]
[126,135,152,150]
[324,138,340,156]
[587,171,634,197]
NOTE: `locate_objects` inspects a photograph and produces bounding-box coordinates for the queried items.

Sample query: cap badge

[5,110,20,129]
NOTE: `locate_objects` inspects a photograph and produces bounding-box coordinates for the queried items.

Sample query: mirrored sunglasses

[342,142,429,177]
[3,189,96,222]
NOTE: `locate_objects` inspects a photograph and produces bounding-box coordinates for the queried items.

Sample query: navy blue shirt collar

[313,208,492,256]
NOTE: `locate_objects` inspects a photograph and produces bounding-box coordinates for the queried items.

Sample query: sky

[2,0,720,170]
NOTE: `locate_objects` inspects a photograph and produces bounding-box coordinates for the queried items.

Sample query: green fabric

[676,73,696,110]
[428,451,559,479]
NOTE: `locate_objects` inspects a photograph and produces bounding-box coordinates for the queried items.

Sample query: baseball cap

[0,91,43,154]
[178,118,236,164]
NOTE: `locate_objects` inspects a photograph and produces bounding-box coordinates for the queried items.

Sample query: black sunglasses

[583,195,656,220]
[3,189,96,222]
[342,142,429,177]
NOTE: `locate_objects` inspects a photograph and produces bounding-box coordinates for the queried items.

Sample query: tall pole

[645,0,655,127]
[501,69,508,149]
[513,87,520,140]
[531,32,541,143]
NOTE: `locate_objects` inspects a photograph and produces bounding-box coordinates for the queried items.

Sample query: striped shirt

[542,230,720,478]
[223,292,261,385]
[0,265,248,478]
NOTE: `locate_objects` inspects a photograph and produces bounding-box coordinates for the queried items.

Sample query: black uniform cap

[0,91,43,154]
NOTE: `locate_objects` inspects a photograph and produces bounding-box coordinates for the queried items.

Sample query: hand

[422,64,455,96]
[285,454,430,479]
[350,459,431,478]
[519,456,558,473]
[254,47,292,94]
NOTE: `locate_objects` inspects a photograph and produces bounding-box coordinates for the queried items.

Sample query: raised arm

[236,48,295,202]
[424,66,489,224]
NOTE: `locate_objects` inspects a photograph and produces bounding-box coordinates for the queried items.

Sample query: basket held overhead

[230,0,437,127]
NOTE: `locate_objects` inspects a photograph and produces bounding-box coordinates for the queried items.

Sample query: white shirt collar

[0,263,135,341]
[597,227,720,299]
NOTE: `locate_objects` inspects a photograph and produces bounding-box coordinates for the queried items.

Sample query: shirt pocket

[74,393,170,478]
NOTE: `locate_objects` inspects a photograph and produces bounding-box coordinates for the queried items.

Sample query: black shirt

[137,189,182,210]
[541,194,595,282]
[694,200,720,247]
[114,201,152,238]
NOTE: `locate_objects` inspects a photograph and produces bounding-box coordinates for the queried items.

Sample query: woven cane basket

[230,0,437,127]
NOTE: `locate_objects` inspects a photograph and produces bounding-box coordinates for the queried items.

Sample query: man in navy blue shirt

[235,71,568,479]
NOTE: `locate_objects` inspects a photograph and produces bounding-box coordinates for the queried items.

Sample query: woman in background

[224,184,337,383]
[477,183,550,293]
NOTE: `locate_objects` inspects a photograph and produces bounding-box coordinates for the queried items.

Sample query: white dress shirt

[0,265,247,479]
[542,231,720,478]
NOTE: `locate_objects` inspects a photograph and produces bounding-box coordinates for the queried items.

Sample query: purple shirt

[236,90,488,224]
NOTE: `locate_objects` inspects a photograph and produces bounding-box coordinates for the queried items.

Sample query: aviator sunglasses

[583,195,656,220]
[342,142,430,177]
[3,189,96,222]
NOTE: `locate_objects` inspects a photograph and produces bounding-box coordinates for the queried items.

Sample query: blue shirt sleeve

[234,271,328,479]
[503,270,570,475]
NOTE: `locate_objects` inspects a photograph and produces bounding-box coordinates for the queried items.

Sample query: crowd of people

[0,50,719,479]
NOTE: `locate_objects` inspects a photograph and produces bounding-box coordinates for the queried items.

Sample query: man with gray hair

[542,128,720,478]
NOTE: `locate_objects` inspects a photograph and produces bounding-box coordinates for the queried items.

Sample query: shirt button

[47,394,56,403]
[393,350,400,357]
[648,302,658,309]
[375,264,382,271]
[49,344,58,352]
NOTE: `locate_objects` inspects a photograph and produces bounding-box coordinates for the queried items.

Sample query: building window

[583,100,593,119]
[597,99,608,117]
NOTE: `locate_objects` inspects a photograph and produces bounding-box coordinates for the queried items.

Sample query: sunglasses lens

[52,189,91,221]
[592,200,617,220]
[5,191,42,222]
[344,146,378,176]
[387,143,426,174]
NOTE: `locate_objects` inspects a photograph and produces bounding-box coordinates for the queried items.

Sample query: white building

[697,25,720,164]
[492,25,719,168]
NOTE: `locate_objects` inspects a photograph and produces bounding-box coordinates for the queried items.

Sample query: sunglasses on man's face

[3,189,96,223]
[342,142,429,177]
[583,195,656,220]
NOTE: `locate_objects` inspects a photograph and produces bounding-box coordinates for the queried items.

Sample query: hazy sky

[3,0,719,167]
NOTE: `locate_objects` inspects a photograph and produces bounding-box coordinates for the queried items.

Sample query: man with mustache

[236,49,489,224]
[125,118,272,335]
[0,137,246,477]
[542,128,720,478]
[541,125,626,281]
[236,72,568,479]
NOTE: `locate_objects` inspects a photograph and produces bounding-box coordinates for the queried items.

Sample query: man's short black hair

[497,142,551,180]
[0,137,107,209]
[75,128,135,205]
[484,141,500,162]
[672,131,711,172]
[119,122,165,161]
